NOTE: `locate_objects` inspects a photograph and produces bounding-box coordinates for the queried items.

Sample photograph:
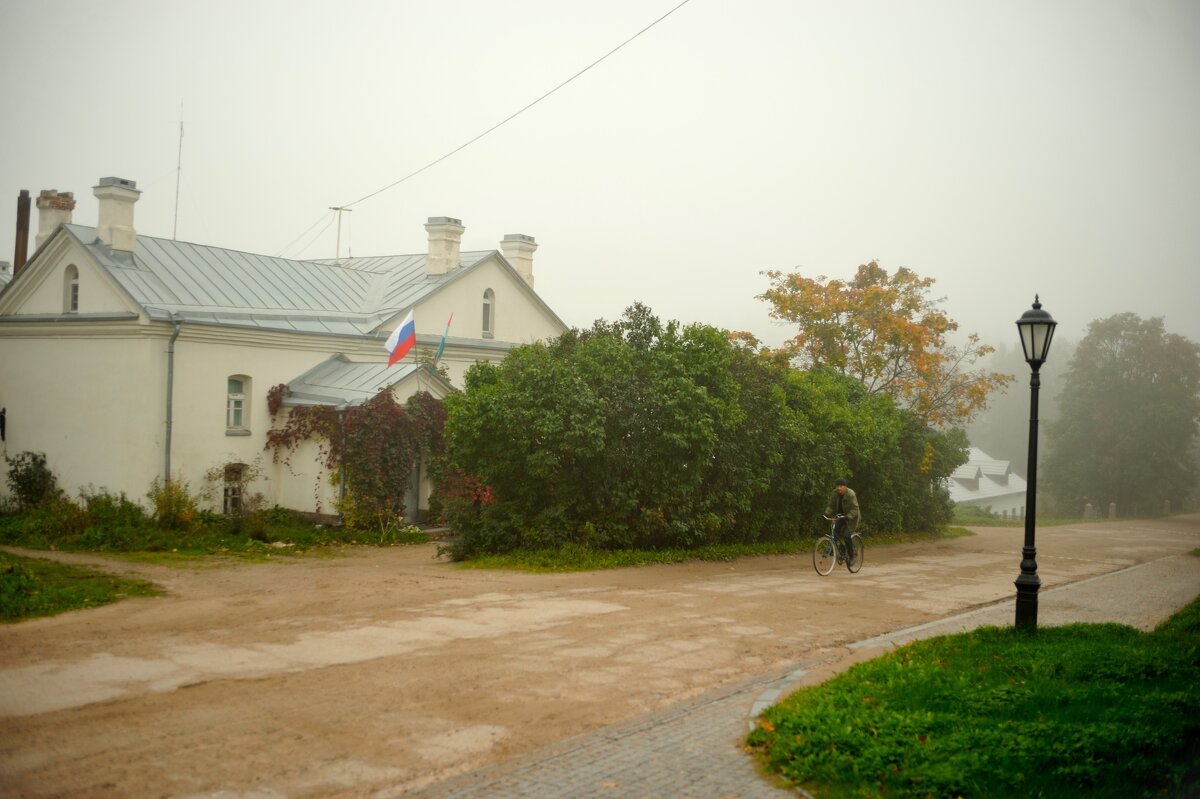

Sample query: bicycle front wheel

[847,533,864,573]
[813,536,836,576]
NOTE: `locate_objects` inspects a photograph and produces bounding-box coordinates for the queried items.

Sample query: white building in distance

[947,446,1028,519]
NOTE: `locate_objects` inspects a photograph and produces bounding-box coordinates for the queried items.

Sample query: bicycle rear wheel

[847,533,864,573]
[813,536,836,576]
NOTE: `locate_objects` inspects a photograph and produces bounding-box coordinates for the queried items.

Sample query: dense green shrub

[4,451,62,509]
[0,474,423,554]
[0,490,401,553]
[146,476,204,531]
[81,487,149,531]
[442,306,787,556]
[440,305,966,559]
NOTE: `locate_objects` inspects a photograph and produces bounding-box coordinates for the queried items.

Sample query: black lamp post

[1014,295,1057,630]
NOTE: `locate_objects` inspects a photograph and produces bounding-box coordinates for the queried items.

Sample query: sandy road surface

[1,516,1198,798]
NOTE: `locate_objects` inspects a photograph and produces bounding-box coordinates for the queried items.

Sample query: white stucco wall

[7,238,133,317]
[417,254,566,387]
[0,327,165,503]
[167,331,342,512]
[0,321,338,512]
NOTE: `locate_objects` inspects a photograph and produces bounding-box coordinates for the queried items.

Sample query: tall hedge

[441,305,964,557]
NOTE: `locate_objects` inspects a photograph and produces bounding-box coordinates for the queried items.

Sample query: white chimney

[93,177,140,252]
[500,233,537,288]
[35,190,76,250]
[424,216,464,276]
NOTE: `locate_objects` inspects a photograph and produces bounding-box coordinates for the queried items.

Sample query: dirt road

[1,516,1198,798]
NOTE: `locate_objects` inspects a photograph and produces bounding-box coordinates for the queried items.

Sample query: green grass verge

[0,507,429,562]
[1,551,164,623]
[951,504,1091,528]
[455,527,974,572]
[749,596,1200,798]
[107,547,348,567]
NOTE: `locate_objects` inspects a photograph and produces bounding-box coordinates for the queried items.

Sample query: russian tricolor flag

[385,309,416,367]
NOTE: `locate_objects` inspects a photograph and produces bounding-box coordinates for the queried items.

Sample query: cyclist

[824,478,861,562]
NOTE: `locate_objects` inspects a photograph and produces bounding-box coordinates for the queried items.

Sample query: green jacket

[824,487,861,533]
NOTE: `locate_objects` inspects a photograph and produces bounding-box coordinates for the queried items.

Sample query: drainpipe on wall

[165,314,182,480]
[334,406,346,525]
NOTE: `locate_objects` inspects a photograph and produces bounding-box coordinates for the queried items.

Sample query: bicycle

[813,514,864,575]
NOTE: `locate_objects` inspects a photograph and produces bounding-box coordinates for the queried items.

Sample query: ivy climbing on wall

[264,384,447,533]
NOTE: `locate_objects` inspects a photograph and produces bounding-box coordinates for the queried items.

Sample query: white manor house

[0,177,567,520]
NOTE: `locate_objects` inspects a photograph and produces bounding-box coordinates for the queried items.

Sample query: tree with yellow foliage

[756,261,1011,428]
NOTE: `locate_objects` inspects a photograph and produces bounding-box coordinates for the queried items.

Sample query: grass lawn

[455,527,974,572]
[749,595,1200,798]
[950,504,1094,528]
[1,551,163,622]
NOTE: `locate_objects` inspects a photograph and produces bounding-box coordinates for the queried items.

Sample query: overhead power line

[276,211,332,258]
[338,0,694,211]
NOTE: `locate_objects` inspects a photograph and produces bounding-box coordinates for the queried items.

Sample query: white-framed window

[227,375,250,433]
[63,265,79,313]
[482,288,495,338]
[223,463,246,515]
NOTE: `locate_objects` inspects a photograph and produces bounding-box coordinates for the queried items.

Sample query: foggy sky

[2,0,1197,360]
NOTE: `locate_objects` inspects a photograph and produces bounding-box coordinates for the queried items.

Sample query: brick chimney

[500,233,537,288]
[13,189,31,271]
[35,189,76,250]
[424,216,464,276]
[93,177,140,252]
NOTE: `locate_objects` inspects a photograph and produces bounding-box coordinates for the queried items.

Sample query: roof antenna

[173,103,184,240]
[329,206,352,260]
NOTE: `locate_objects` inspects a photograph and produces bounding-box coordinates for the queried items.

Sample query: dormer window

[482,288,495,338]
[63,265,79,313]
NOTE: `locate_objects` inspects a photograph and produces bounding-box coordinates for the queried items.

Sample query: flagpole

[434,312,454,369]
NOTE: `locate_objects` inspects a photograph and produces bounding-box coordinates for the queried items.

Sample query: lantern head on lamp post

[1014,295,1057,630]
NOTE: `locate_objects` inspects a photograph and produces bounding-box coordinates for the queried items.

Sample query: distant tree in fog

[966,340,1073,475]
[1043,314,1200,516]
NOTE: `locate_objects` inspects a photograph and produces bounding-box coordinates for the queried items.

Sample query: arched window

[227,375,251,434]
[63,265,79,313]
[482,288,495,338]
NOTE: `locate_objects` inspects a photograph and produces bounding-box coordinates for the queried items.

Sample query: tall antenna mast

[329,206,352,259]
[173,103,184,240]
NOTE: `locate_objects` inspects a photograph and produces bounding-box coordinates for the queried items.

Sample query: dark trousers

[834,518,855,557]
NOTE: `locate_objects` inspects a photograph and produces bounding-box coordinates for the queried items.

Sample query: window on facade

[63,265,79,313]
[482,288,495,338]
[227,376,250,433]
[223,463,246,515]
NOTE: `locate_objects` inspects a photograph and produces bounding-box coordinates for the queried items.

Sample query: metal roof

[3,224,567,405]
[284,354,453,407]
[60,224,497,334]
[947,447,1028,505]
